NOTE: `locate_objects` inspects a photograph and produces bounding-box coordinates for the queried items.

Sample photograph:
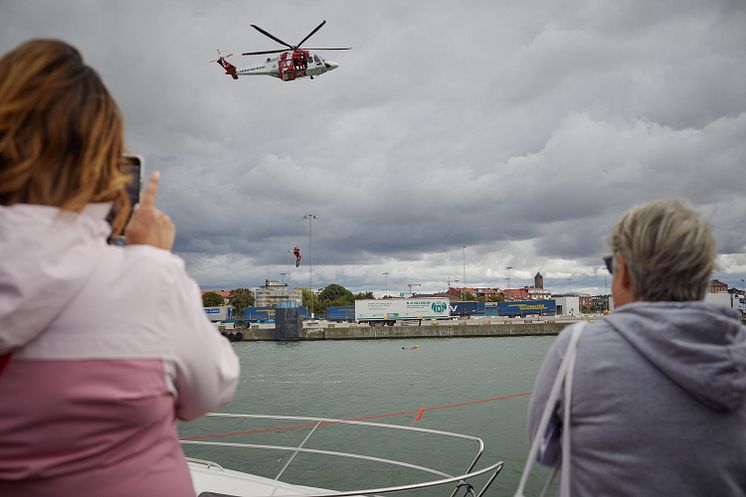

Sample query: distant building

[460,287,480,299]
[477,287,503,300]
[554,295,580,316]
[502,288,529,301]
[446,287,462,299]
[591,295,610,312]
[449,285,551,301]
[534,271,544,289]
[527,287,552,300]
[447,287,503,301]
[709,279,728,293]
[502,286,550,301]
[201,289,232,305]
[578,294,593,311]
[255,279,303,307]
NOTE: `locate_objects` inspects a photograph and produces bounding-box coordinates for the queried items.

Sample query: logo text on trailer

[431,302,448,313]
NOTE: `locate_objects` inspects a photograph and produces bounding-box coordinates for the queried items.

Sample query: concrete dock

[221,319,585,341]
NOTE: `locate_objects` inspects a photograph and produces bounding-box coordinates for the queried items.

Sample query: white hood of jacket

[607,301,746,411]
[0,203,112,354]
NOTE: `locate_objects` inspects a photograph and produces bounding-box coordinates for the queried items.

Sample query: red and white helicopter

[212,20,350,82]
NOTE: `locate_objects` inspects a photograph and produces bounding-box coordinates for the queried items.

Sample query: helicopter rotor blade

[210,49,234,63]
[242,49,287,56]
[304,47,352,51]
[250,24,294,49]
[296,20,326,48]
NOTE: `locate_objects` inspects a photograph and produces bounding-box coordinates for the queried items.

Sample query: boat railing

[181,412,503,497]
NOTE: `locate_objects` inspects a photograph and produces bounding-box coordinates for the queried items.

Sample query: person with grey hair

[524,198,746,497]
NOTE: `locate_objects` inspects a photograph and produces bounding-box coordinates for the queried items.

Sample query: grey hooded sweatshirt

[528,302,746,497]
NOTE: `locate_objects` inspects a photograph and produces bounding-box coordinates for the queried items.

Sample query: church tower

[534,271,544,289]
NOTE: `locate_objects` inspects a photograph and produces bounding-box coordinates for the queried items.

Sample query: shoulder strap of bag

[559,321,583,497]
[514,321,587,497]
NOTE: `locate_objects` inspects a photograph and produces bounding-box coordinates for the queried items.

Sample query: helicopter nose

[324,60,339,70]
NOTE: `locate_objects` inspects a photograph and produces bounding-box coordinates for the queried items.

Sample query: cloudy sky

[3,0,745,295]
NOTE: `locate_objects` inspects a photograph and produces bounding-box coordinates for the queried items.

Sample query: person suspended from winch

[291,246,302,267]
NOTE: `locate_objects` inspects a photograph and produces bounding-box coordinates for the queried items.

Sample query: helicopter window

[314,55,321,64]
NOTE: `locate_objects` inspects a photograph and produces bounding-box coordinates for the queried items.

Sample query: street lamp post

[382,272,389,295]
[604,267,608,292]
[303,214,318,290]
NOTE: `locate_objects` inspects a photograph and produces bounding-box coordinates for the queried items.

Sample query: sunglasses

[603,255,613,274]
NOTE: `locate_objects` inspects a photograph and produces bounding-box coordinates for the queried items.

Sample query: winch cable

[180,391,531,440]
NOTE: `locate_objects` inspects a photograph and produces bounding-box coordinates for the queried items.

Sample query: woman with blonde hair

[0,39,239,496]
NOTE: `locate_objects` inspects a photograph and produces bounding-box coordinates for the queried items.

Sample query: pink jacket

[0,203,240,497]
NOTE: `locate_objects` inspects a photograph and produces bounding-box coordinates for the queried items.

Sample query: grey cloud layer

[2,0,745,292]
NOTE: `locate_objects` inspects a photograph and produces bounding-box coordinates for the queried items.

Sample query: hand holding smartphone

[108,154,174,251]
[124,170,175,251]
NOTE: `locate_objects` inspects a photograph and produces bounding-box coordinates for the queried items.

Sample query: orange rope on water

[180,391,531,441]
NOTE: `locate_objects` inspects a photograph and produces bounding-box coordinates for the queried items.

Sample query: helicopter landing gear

[310,75,314,80]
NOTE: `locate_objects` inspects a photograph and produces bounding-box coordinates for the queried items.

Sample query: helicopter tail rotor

[211,49,238,80]
[209,49,234,64]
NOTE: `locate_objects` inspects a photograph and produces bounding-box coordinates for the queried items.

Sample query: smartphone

[108,154,144,244]
[121,154,144,217]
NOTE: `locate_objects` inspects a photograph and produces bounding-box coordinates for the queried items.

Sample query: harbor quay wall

[231,320,579,341]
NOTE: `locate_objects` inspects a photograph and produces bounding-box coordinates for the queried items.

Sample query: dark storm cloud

[3,0,745,292]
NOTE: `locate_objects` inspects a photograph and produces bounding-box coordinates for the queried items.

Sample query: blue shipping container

[448,301,485,316]
[203,306,231,321]
[242,306,308,322]
[492,300,556,317]
[326,306,355,321]
[242,307,275,322]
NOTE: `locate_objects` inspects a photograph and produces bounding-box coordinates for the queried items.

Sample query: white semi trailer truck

[704,292,746,316]
[354,297,450,326]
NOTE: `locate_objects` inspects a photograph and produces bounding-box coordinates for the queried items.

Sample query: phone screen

[107,154,144,243]
[121,154,144,212]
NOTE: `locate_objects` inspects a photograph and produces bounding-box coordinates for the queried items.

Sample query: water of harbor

[180,336,560,496]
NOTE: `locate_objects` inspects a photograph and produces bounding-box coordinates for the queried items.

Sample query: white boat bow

[183,413,504,497]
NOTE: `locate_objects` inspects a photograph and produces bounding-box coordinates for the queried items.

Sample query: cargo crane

[407,283,422,296]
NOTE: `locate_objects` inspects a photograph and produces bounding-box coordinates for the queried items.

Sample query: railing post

[274,420,323,480]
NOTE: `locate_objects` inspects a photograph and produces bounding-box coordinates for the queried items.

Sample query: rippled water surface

[180,336,559,496]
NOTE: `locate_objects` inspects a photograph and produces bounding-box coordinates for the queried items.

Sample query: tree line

[202,288,255,318]
[201,284,374,317]
[202,283,506,318]
[301,284,374,315]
